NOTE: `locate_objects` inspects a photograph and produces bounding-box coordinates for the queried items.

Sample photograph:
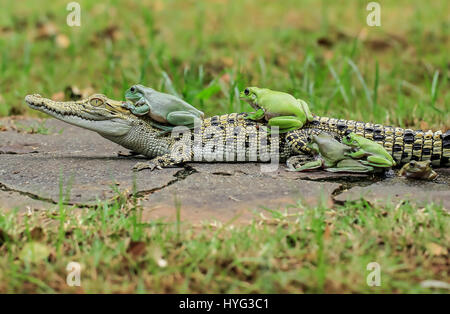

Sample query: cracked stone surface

[140,171,339,223]
[187,163,370,181]
[0,189,52,212]
[335,173,450,209]
[1,118,449,221]
[0,118,181,205]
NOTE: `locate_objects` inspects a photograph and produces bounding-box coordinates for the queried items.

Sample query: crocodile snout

[25,94,43,106]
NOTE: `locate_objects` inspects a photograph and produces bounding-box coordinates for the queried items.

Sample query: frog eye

[130,86,136,93]
[409,161,416,167]
[244,88,250,96]
[90,97,104,106]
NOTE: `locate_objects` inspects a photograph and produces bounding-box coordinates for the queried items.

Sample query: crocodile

[24,93,450,170]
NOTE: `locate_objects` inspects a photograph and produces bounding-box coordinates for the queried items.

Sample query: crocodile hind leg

[285,128,341,155]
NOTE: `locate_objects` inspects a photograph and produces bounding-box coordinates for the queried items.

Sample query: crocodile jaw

[25,94,133,137]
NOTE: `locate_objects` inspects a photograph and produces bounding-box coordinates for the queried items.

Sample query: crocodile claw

[133,162,162,172]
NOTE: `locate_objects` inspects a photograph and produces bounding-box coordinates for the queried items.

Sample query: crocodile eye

[90,98,104,106]
[244,88,250,96]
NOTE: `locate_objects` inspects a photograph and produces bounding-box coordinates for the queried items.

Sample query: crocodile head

[25,94,137,137]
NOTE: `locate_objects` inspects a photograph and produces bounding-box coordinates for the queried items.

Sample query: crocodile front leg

[133,140,192,171]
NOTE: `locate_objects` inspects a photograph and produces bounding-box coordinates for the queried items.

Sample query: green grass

[0,0,449,293]
[0,186,448,293]
[0,0,448,129]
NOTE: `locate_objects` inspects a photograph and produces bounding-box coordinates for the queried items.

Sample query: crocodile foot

[133,162,162,172]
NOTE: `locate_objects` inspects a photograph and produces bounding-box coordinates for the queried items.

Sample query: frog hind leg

[166,111,203,127]
[363,155,393,168]
[326,159,374,173]
[267,116,304,134]
[290,159,323,172]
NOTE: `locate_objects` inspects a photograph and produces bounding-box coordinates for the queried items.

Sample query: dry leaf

[419,120,429,131]
[317,37,333,48]
[0,26,13,37]
[81,87,95,98]
[30,227,45,241]
[94,25,121,43]
[365,39,391,51]
[127,241,146,258]
[358,28,368,41]
[220,57,234,67]
[426,242,447,256]
[152,0,164,12]
[51,92,65,101]
[323,224,331,240]
[36,22,58,39]
[323,50,334,61]
[219,73,230,84]
[55,34,70,49]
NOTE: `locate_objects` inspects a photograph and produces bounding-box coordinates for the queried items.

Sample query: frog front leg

[286,154,315,171]
[345,149,368,159]
[246,108,266,121]
[267,116,304,133]
[122,99,151,116]
[288,159,323,172]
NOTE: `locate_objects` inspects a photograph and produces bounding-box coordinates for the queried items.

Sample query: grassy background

[1,188,448,293]
[0,0,448,130]
[0,0,449,293]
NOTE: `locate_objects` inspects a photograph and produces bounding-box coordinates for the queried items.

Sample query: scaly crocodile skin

[25,94,449,168]
[286,115,450,167]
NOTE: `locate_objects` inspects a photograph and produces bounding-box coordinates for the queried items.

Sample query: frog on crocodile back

[122,84,204,132]
[240,87,313,133]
